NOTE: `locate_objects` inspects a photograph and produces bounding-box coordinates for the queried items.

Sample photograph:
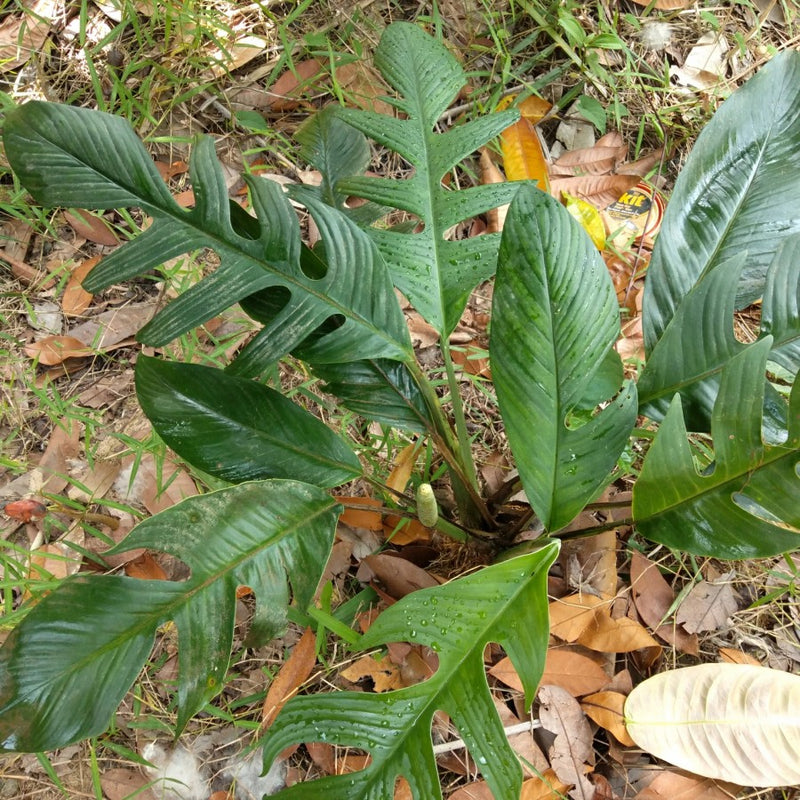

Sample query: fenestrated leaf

[638,235,800,431]
[625,663,800,787]
[336,22,522,335]
[135,356,362,487]
[643,49,800,352]
[2,103,412,366]
[0,481,340,750]
[261,542,560,800]
[311,358,434,434]
[491,184,637,531]
[633,338,800,558]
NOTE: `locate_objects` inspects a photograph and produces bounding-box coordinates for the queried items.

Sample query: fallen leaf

[676,573,740,634]
[670,33,728,90]
[62,256,100,317]
[549,594,607,642]
[68,302,158,350]
[207,34,271,78]
[29,543,78,581]
[24,335,92,365]
[538,684,595,800]
[550,174,641,210]
[0,0,58,71]
[479,148,509,233]
[451,340,491,379]
[635,770,738,800]
[356,552,439,600]
[262,627,317,727]
[498,648,609,698]
[718,647,761,666]
[580,691,635,746]
[100,768,157,800]
[563,193,606,249]
[383,514,431,546]
[577,611,661,654]
[62,210,120,246]
[629,0,691,7]
[260,58,324,111]
[387,442,419,495]
[34,417,82,495]
[501,114,550,191]
[341,653,405,692]
[124,551,168,581]
[306,741,370,776]
[138,454,198,516]
[335,61,394,115]
[337,496,384,531]
[630,551,698,655]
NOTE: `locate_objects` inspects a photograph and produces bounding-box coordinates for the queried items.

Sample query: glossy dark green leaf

[135,356,361,487]
[0,481,340,751]
[638,237,800,432]
[336,22,522,335]
[634,338,800,558]
[643,50,800,352]
[2,103,411,365]
[261,542,560,800]
[491,185,637,531]
[311,358,434,434]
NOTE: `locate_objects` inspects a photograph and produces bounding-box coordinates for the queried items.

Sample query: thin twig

[432,720,542,755]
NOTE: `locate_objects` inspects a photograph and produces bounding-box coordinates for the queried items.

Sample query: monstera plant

[0,22,798,798]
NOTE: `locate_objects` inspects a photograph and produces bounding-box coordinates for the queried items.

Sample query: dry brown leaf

[207,34,271,78]
[68,302,157,350]
[521,771,572,799]
[551,146,626,177]
[630,551,698,655]
[451,340,491,379]
[383,514,431,546]
[262,627,317,727]
[337,496,384,531]
[539,649,610,697]
[676,574,740,634]
[336,61,394,116]
[62,256,100,317]
[538,684,595,800]
[341,653,405,692]
[260,58,324,111]
[580,691,635,746]
[550,174,640,211]
[407,311,440,348]
[29,543,78,581]
[635,770,738,800]
[356,553,439,600]
[138,454,198,516]
[386,442,418,495]
[448,781,494,800]
[24,335,92,365]
[0,0,57,71]
[577,612,661,655]
[306,741,370,776]
[100,768,157,800]
[36,417,82,495]
[479,148,508,234]
[718,647,761,666]
[124,551,168,581]
[62,210,120,246]
[501,116,550,191]
[549,594,607,643]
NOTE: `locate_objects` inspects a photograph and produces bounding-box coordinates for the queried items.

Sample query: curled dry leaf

[24,335,92,365]
[62,210,120,246]
[580,691,635,746]
[675,574,740,634]
[262,627,317,728]
[356,552,440,600]
[341,653,405,693]
[538,684,595,800]
[62,256,100,317]
[0,0,58,71]
[630,551,698,655]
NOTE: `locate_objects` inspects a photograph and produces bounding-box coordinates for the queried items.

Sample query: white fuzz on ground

[142,742,209,800]
[638,20,674,51]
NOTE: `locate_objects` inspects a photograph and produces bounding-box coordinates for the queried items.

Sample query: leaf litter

[1,0,798,797]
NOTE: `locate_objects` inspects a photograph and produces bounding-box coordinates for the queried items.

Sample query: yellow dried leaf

[581,690,636,746]
[563,192,606,250]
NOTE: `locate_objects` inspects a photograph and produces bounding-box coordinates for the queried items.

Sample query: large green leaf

[135,356,362,487]
[491,185,637,531]
[2,103,412,365]
[311,358,434,434]
[261,542,559,800]
[0,481,340,751]
[638,235,800,431]
[336,22,522,336]
[643,49,800,352]
[633,338,800,558]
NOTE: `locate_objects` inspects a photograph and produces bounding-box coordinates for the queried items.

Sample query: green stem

[406,358,492,530]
